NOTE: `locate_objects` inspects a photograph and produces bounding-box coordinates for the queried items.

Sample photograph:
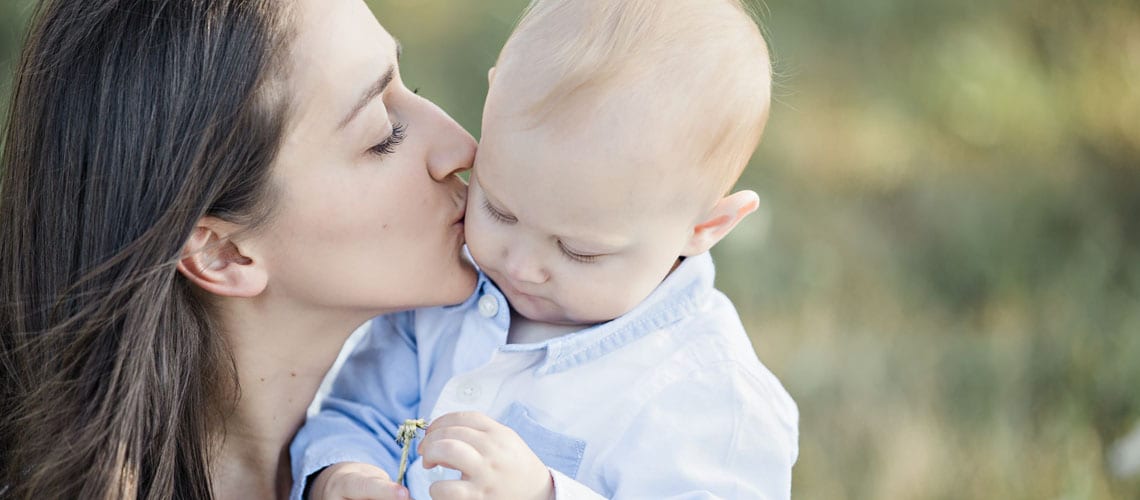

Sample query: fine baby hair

[497,0,773,196]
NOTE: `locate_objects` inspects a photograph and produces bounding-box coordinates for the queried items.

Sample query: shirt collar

[444,266,512,328]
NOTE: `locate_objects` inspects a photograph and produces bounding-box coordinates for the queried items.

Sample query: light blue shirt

[291,253,798,499]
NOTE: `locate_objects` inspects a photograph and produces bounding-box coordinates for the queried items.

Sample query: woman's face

[252,0,477,317]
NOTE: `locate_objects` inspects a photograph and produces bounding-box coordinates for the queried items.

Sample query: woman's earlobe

[681,190,761,256]
[176,222,267,298]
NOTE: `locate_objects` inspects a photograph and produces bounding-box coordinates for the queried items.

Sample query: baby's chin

[509,296,617,328]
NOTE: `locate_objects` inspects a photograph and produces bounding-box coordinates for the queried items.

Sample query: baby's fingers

[426,411,498,434]
[337,476,408,500]
[309,462,408,500]
[418,423,487,456]
[419,437,486,478]
[428,479,479,500]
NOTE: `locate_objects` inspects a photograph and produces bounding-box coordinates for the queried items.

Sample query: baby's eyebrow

[554,226,633,252]
[479,172,628,250]
[557,235,626,253]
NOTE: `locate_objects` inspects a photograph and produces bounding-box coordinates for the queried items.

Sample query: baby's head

[466,0,771,326]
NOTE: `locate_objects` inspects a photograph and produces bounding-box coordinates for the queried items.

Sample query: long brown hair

[0,0,293,497]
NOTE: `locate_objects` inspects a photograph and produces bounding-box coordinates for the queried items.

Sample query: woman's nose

[424,102,476,182]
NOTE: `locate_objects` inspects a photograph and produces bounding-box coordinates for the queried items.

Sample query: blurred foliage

[2,0,1138,498]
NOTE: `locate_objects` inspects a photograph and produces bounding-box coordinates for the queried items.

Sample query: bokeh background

[2,0,1138,498]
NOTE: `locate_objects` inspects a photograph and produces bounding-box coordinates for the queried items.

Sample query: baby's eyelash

[369,122,407,157]
[482,199,516,224]
[558,242,601,264]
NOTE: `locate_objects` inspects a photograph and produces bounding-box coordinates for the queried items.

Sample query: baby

[292,0,797,498]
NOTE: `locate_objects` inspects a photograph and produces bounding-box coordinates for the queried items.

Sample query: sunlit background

[3,1,1138,498]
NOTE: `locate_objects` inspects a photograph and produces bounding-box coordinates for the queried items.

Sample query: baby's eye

[558,242,601,264]
[482,199,517,224]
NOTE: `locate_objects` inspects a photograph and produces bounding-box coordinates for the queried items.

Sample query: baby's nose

[504,251,549,285]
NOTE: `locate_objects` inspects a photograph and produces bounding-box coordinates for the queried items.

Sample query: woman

[0,0,477,497]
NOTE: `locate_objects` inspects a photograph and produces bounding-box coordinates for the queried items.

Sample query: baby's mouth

[500,278,538,301]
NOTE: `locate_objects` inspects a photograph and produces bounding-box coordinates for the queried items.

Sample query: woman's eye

[369,122,407,157]
[559,243,601,264]
[482,199,516,224]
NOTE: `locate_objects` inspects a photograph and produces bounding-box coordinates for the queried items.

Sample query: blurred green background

[3,0,1138,498]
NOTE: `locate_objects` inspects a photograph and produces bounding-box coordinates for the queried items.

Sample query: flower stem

[395,418,428,485]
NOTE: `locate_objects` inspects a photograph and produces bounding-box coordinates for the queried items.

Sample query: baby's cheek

[462,225,486,260]
[571,280,640,323]
[617,273,662,316]
[463,219,499,262]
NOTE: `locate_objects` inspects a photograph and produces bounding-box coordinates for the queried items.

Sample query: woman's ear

[176,218,268,298]
[681,190,761,257]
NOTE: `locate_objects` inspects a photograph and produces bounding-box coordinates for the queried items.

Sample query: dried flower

[396,418,428,485]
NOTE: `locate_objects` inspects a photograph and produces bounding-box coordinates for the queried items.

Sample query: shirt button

[477,294,498,318]
[457,383,482,402]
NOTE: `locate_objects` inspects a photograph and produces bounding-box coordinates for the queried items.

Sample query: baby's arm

[290,314,422,500]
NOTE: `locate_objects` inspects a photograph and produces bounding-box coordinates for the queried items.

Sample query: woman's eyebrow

[338,65,395,130]
[336,39,402,131]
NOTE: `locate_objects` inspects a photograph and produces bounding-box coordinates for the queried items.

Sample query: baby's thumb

[340,475,408,500]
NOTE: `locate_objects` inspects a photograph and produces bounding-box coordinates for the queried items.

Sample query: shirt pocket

[500,402,586,479]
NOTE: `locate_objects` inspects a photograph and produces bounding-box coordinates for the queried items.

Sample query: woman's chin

[441,260,479,304]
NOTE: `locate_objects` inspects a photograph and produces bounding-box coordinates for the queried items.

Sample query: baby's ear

[681,190,760,257]
[487,66,497,86]
[176,217,268,298]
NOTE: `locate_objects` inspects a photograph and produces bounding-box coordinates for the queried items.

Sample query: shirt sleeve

[589,362,799,500]
[551,469,607,500]
[289,313,421,500]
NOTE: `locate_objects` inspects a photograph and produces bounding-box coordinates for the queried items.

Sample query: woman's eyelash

[369,122,407,157]
[482,199,516,224]
[559,243,600,264]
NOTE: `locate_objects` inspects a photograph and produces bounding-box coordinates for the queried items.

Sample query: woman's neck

[209,299,371,499]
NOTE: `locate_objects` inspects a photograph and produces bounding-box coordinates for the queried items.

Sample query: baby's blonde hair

[496,0,772,197]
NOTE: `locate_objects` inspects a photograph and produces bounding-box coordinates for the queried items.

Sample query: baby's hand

[418,411,554,500]
[307,462,409,500]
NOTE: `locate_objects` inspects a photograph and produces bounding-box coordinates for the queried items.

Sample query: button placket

[456,382,483,403]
